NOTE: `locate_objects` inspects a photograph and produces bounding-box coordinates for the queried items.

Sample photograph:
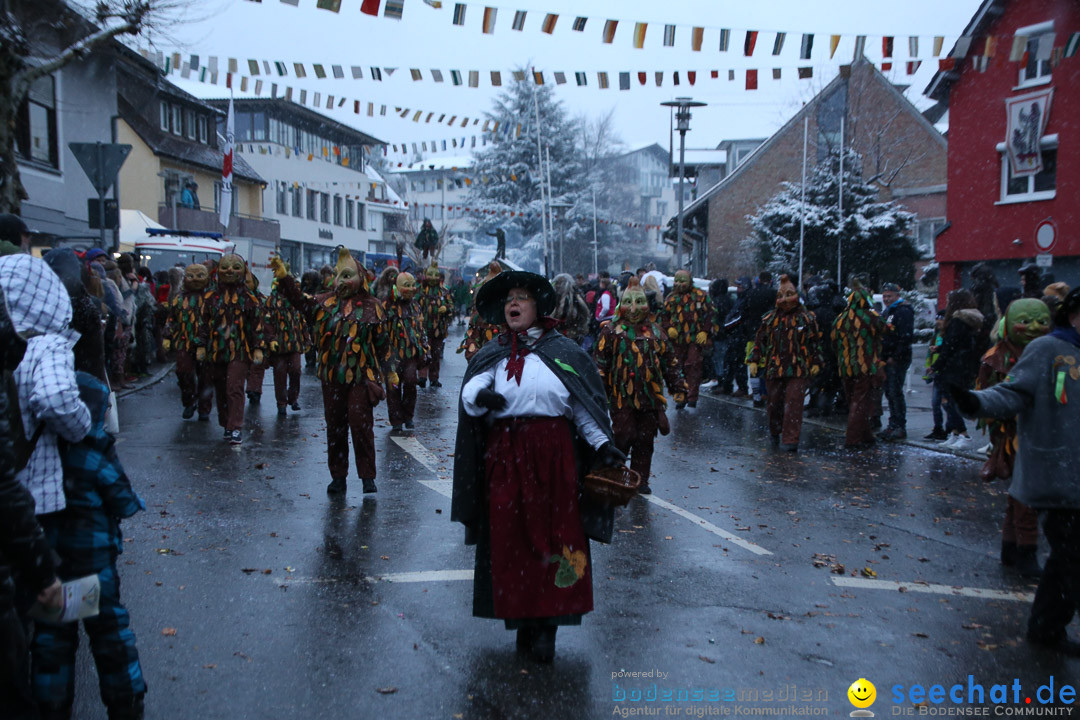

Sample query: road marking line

[368,570,474,584]
[393,435,772,556]
[391,436,453,498]
[641,495,773,556]
[830,577,1034,602]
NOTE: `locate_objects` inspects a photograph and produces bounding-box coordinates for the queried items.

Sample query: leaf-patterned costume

[594,319,687,484]
[165,290,212,416]
[417,283,454,385]
[750,303,821,447]
[263,283,311,409]
[277,275,391,481]
[830,289,886,447]
[658,288,717,404]
[384,295,430,427]
[195,285,266,432]
[458,310,500,361]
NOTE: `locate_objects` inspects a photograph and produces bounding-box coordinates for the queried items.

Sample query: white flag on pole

[219,94,234,229]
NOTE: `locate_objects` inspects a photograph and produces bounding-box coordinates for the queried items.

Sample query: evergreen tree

[745,148,918,287]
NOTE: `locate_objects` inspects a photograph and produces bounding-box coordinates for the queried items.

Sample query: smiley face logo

[848,678,876,709]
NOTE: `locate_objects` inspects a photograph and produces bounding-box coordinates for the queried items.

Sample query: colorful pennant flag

[633,22,647,49]
[619,72,630,90]
[984,35,997,57]
[511,10,526,31]
[554,71,566,84]
[598,72,609,89]
[744,30,758,56]
[316,0,340,11]
[829,35,840,58]
[541,13,558,34]
[772,68,781,79]
[798,67,813,79]
[853,35,866,59]
[800,34,814,59]
[772,33,786,55]
[482,7,496,33]
[572,17,586,32]
[719,29,730,52]
[603,19,618,44]
[906,60,922,74]
[883,36,894,58]
[452,3,465,26]
[909,36,919,57]
[745,69,758,90]
[490,70,501,86]
[664,25,676,47]
[360,0,380,16]
[1065,32,1080,57]
[575,72,587,86]
[691,27,704,52]
[384,0,403,19]
[933,36,944,56]
[1009,35,1028,62]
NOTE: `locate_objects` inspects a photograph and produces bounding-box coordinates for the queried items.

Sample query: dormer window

[1016,21,1054,88]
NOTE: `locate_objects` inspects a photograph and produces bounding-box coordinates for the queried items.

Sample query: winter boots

[1001,541,1042,578]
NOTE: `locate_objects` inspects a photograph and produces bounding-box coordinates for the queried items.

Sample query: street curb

[700,391,984,462]
[116,364,174,399]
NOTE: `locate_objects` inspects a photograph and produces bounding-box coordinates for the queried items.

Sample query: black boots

[327,477,347,494]
[1001,540,1017,566]
[1001,541,1043,578]
[182,404,196,419]
[361,477,378,493]
[515,626,557,662]
[106,694,145,720]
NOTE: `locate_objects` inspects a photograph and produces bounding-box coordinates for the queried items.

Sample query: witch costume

[453,270,624,662]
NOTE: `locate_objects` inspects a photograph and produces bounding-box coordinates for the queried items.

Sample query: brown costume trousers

[271,352,302,406]
[175,349,213,415]
[212,360,250,431]
[321,381,376,480]
[766,377,807,445]
[842,376,876,446]
[386,358,419,426]
[246,361,266,395]
[1003,496,1040,546]
[419,331,446,384]
[611,407,659,483]
[673,343,704,403]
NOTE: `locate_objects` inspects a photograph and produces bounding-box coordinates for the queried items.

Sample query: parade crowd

[1,209,1079,718]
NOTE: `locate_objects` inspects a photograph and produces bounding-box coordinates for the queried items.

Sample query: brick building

[683,59,947,281]
[926,0,1080,303]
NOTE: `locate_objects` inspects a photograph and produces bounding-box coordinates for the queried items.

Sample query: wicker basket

[583,466,642,507]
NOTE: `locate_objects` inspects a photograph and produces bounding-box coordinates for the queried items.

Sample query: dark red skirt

[484,416,593,619]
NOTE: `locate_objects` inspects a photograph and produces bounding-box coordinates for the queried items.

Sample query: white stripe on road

[641,495,773,556]
[391,435,453,498]
[830,577,1034,602]
[392,435,773,556]
[368,570,474,584]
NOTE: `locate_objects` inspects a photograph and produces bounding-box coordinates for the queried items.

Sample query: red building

[927,0,1080,304]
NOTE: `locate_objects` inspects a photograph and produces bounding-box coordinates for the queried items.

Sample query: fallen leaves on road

[202,664,217,669]
[376,687,398,695]
[753,636,765,645]
[161,628,177,636]
[861,567,877,578]
[698,655,715,664]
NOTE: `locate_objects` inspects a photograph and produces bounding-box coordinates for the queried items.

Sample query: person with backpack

[0,283,64,720]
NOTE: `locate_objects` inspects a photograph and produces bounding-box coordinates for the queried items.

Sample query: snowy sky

[149,0,984,158]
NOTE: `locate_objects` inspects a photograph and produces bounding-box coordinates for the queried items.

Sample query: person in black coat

[743,272,775,405]
[43,248,108,382]
[878,282,915,440]
[806,281,842,415]
[931,289,984,449]
[708,278,734,393]
[0,285,62,720]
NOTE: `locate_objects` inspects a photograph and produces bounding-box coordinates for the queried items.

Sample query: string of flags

[239,0,1080,69]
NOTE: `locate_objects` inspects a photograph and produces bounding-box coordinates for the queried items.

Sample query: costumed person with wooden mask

[458,261,504,361]
[749,274,821,452]
[164,263,213,421]
[264,266,310,417]
[195,254,265,446]
[658,270,716,408]
[243,270,268,406]
[594,278,687,494]
[417,262,453,389]
[453,270,626,663]
[976,298,1052,578]
[414,218,439,261]
[383,271,429,432]
[269,249,393,495]
[831,280,887,449]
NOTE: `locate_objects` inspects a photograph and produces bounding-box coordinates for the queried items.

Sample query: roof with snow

[364,166,407,211]
[681,149,728,167]
[925,0,1004,101]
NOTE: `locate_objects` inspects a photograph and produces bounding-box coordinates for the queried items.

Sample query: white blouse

[461,344,608,450]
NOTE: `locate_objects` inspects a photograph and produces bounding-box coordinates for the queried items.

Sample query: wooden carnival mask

[396,272,417,301]
[217,254,246,286]
[184,263,209,292]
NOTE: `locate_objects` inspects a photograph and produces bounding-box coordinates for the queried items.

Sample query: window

[1017,23,1054,88]
[320,192,330,223]
[306,189,317,220]
[213,181,238,217]
[357,202,366,230]
[185,109,196,140]
[15,75,58,168]
[999,136,1057,203]
[276,182,287,214]
[913,217,946,258]
[171,105,183,136]
[197,116,208,144]
[160,101,170,131]
[345,199,354,228]
[291,186,302,217]
[333,195,343,226]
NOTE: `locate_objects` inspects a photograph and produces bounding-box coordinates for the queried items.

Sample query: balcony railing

[158,204,280,244]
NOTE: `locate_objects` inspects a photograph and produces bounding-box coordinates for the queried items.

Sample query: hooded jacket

[43,248,107,381]
[0,254,91,515]
[932,308,985,387]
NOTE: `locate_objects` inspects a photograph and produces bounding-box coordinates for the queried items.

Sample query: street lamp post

[660,98,706,276]
[550,201,572,275]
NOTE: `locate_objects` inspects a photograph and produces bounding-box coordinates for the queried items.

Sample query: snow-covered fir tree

[745,148,918,287]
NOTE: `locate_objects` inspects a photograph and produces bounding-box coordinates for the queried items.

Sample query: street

[71,327,1074,719]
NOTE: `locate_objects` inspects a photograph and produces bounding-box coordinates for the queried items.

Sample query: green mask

[1005,298,1050,347]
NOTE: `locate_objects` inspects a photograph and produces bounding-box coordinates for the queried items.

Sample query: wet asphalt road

[69,326,1077,719]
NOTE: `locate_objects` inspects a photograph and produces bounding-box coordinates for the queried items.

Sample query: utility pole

[660,98,706,275]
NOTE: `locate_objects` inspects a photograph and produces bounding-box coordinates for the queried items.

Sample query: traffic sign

[68,142,131,196]
[1035,218,1057,254]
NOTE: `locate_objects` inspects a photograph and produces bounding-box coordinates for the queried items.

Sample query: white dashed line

[392,434,772,556]
[830,577,1034,602]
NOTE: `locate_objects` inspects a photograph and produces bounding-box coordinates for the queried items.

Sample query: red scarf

[500,319,559,384]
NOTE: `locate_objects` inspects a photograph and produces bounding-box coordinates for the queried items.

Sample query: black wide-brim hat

[474,270,556,325]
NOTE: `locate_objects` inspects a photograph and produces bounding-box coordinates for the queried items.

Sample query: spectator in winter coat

[743,272,776,406]
[43,248,107,382]
[931,289,983,449]
[0,254,91,516]
[708,278,734,394]
[805,281,842,415]
[723,276,753,397]
[878,282,915,440]
[0,284,63,720]
[951,287,1080,656]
